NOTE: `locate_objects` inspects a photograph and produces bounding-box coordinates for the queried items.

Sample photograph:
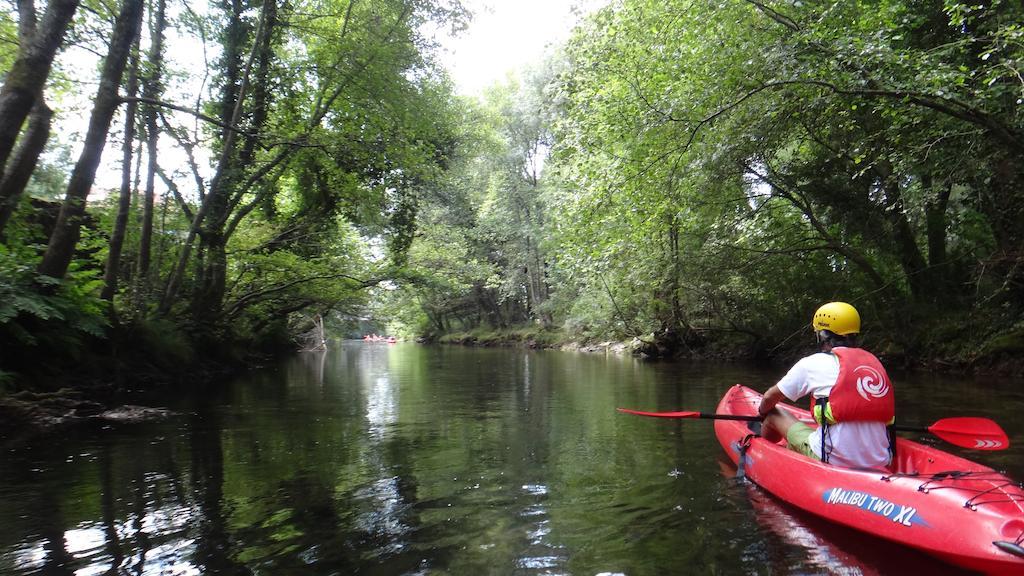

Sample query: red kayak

[715,384,1024,575]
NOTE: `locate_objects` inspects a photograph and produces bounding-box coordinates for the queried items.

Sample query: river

[1,342,1022,575]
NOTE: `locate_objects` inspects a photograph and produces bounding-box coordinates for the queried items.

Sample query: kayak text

[822,487,928,528]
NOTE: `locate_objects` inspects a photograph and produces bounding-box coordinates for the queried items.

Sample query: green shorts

[786,422,820,460]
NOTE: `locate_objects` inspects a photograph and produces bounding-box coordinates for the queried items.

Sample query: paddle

[616,408,1010,451]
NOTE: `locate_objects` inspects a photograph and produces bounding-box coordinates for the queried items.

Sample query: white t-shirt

[776,351,892,468]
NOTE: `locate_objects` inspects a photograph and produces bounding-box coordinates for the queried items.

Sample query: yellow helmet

[812,302,860,335]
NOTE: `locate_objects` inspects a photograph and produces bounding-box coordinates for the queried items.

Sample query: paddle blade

[926,417,1009,450]
[616,408,702,419]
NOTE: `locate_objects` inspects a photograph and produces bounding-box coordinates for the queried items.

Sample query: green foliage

[5,0,1024,379]
[383,65,559,337]
[528,0,1024,357]
[0,8,17,76]
[123,317,196,368]
[0,246,109,379]
[23,147,72,200]
[0,0,476,384]
[376,0,1023,361]
[437,324,565,347]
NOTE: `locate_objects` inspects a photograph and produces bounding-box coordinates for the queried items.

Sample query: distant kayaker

[757,302,895,468]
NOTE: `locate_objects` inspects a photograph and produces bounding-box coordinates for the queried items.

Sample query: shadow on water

[0,342,1020,575]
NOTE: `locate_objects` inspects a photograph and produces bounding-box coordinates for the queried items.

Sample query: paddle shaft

[617,407,1009,449]
[682,412,947,434]
[690,412,764,422]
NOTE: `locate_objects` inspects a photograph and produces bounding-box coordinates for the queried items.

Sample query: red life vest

[810,347,895,425]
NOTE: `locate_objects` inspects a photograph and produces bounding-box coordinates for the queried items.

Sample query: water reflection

[354,476,409,545]
[0,343,1020,575]
[2,464,205,575]
[366,375,397,439]
[517,483,568,573]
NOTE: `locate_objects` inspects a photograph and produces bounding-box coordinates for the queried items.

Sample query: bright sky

[437,0,606,95]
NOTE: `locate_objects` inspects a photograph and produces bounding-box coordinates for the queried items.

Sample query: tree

[135,0,167,291]
[100,41,139,301]
[0,100,52,235]
[542,0,1024,356]
[0,0,79,237]
[152,0,467,330]
[37,0,145,280]
[0,0,79,171]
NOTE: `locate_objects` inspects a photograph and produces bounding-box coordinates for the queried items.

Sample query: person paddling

[757,302,895,468]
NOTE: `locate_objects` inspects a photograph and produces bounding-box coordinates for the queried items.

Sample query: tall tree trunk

[101,44,140,302]
[922,173,952,295]
[159,0,270,316]
[0,100,52,236]
[238,0,276,168]
[667,211,683,328]
[36,0,145,280]
[0,0,78,171]
[196,0,278,320]
[982,156,1024,301]
[523,233,537,317]
[192,233,227,323]
[875,160,929,300]
[191,0,273,321]
[137,0,167,287]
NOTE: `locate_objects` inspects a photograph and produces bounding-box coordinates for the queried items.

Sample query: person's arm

[758,385,787,418]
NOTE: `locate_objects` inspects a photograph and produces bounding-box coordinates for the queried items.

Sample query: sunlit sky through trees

[437,0,606,95]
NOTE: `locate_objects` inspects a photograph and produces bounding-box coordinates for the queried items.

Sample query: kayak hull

[715,384,1024,575]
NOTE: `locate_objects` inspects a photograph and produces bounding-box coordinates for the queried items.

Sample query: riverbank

[0,318,294,443]
[428,323,1024,376]
[0,389,176,443]
[435,326,637,354]
[433,326,700,359]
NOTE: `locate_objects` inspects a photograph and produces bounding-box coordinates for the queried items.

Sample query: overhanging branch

[121,96,253,136]
[224,272,384,319]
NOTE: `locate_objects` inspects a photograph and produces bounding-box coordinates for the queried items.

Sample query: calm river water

[2,342,1023,575]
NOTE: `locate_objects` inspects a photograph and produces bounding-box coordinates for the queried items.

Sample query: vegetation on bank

[435,325,567,349]
[0,0,468,390]
[2,0,1024,391]
[381,0,1024,375]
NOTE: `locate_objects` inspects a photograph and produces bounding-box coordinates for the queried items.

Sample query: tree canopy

[2,0,1023,385]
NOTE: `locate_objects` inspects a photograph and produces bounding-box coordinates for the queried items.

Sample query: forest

[1,0,1023,391]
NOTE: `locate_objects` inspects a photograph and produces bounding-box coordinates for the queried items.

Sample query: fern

[0,250,109,349]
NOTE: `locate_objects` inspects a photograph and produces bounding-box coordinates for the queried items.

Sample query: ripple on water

[515,554,563,569]
[520,503,547,517]
[528,520,551,543]
[522,484,548,496]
